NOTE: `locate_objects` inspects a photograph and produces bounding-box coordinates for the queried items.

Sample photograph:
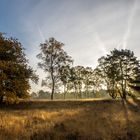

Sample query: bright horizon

[0,0,140,92]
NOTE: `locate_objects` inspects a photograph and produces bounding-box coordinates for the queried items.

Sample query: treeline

[36,38,140,100]
[31,89,109,99]
[0,33,140,103]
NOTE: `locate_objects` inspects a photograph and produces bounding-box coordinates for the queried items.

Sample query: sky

[0,0,140,92]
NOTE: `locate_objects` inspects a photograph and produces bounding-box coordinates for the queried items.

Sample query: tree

[92,68,103,94]
[38,90,50,99]
[59,65,71,99]
[0,33,38,104]
[65,66,78,98]
[82,67,94,98]
[30,92,38,99]
[96,49,140,100]
[97,56,119,99]
[37,37,72,100]
[74,66,84,98]
[66,66,84,98]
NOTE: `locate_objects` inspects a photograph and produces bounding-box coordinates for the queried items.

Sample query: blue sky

[0,0,140,92]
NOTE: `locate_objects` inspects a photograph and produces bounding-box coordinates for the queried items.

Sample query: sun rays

[122,0,138,49]
[95,32,108,55]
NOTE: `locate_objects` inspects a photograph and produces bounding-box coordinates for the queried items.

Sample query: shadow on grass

[125,97,140,112]
[29,100,140,140]
[0,99,116,110]
[0,99,140,140]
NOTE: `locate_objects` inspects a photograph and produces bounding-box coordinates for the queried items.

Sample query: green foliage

[0,33,38,104]
[36,90,51,99]
[30,92,38,99]
[37,37,73,100]
[96,48,140,99]
[54,65,103,99]
[128,77,140,97]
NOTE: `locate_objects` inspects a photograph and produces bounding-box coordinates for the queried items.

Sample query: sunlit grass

[0,99,140,140]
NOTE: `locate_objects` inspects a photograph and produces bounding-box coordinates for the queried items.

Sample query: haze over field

[0,0,140,92]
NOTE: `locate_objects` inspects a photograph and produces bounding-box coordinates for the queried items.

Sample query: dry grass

[0,98,140,140]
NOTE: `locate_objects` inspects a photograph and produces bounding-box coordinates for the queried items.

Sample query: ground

[0,98,140,140]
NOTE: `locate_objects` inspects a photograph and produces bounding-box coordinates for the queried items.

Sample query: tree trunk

[124,64,128,99]
[63,85,66,99]
[0,96,3,103]
[79,84,82,99]
[74,84,77,99]
[50,68,55,100]
[86,85,89,98]
[51,80,54,100]
[120,60,126,100]
[50,47,54,100]
[51,77,54,100]
[122,93,126,100]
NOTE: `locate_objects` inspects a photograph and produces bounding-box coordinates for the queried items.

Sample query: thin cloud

[94,32,108,55]
[1,0,139,92]
[122,0,138,49]
[37,25,45,42]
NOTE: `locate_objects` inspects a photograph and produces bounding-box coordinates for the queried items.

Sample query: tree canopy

[1,32,140,102]
[96,49,140,100]
[37,37,73,100]
[0,33,38,104]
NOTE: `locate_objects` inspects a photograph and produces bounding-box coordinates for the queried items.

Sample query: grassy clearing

[0,98,140,140]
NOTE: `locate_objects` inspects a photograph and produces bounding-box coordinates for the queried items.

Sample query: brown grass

[0,98,140,140]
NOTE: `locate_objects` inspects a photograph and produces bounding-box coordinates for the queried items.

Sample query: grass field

[0,98,140,140]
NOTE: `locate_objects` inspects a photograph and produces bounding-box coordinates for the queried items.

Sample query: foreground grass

[0,99,140,140]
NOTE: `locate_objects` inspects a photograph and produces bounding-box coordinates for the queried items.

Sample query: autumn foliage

[0,33,37,104]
